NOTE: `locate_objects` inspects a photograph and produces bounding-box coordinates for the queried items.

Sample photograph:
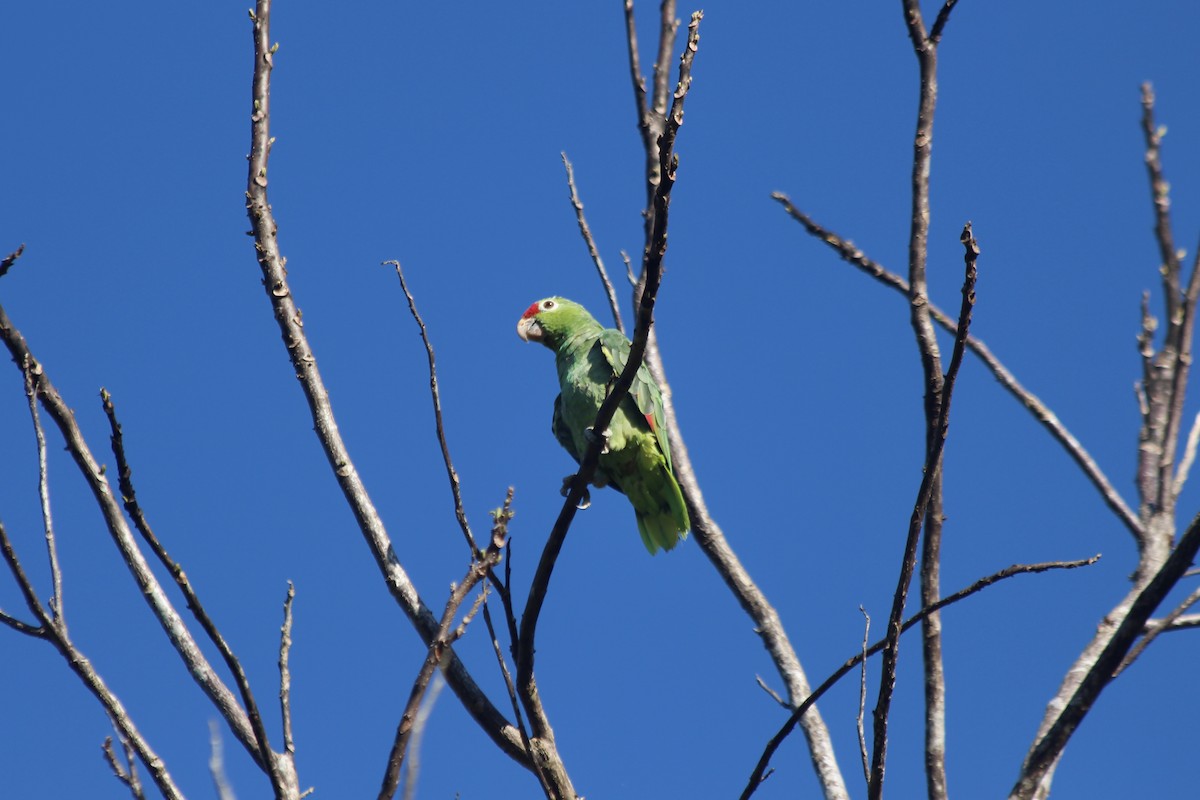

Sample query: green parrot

[516,297,690,554]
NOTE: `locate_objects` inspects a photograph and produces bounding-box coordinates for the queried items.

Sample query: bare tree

[2,2,1197,799]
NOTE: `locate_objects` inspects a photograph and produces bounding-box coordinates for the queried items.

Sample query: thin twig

[101,388,278,777]
[1172,408,1200,497]
[23,355,64,629]
[484,539,554,798]
[857,607,871,787]
[1144,612,1200,631]
[103,733,147,800]
[772,193,1145,540]
[0,517,184,799]
[379,493,510,800]
[1013,514,1200,798]
[387,261,477,552]
[755,676,788,709]
[1113,584,1200,678]
[741,555,1100,800]
[0,243,24,279]
[279,582,296,756]
[561,153,624,333]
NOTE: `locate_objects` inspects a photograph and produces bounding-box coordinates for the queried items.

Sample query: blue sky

[2,2,1199,798]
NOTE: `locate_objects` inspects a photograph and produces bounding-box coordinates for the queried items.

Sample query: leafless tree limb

[22,355,64,627]
[379,495,509,800]
[0,243,24,279]
[1133,82,1198,575]
[1014,85,1200,800]
[244,0,531,779]
[0,515,184,799]
[755,675,788,709]
[1145,612,1200,631]
[741,554,1099,800]
[869,229,976,800]
[1115,584,1200,677]
[1,298,271,795]
[101,388,281,783]
[1012,515,1200,799]
[484,540,553,797]
[920,224,978,800]
[1173,408,1200,496]
[103,733,147,800]
[772,192,1146,541]
[279,582,296,757]
[561,153,624,333]
[386,260,478,553]
[857,607,871,787]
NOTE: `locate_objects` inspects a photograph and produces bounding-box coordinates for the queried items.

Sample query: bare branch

[1140,83,1181,298]
[1012,515,1200,798]
[1145,612,1200,631]
[742,555,1099,800]
[244,0,527,771]
[857,607,871,788]
[1172,408,1200,496]
[0,243,24,279]
[928,0,961,43]
[772,193,1145,540]
[1,522,183,799]
[279,582,296,757]
[1114,584,1200,678]
[101,388,279,779]
[102,734,147,800]
[379,492,510,800]
[755,676,788,709]
[22,355,63,629]
[561,153,624,333]
[619,250,636,286]
[386,260,477,552]
[0,607,43,636]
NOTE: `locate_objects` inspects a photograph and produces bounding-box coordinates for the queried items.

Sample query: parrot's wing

[597,330,673,472]
[552,393,582,464]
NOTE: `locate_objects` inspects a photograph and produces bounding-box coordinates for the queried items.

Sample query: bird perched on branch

[516,297,690,554]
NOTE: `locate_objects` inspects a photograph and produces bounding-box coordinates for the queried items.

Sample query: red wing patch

[644,413,657,432]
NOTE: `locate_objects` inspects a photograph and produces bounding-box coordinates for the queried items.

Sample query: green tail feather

[635,472,691,555]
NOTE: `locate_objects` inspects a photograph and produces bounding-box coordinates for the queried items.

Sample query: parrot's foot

[584,426,611,454]
[560,475,591,510]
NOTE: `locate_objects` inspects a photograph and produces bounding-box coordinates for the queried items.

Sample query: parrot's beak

[517,317,543,342]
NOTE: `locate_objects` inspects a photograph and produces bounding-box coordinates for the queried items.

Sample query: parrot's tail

[634,472,691,555]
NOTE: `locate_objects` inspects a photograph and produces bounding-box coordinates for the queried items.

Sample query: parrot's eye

[542,299,556,310]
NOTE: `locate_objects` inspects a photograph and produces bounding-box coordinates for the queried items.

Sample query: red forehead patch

[521,302,541,319]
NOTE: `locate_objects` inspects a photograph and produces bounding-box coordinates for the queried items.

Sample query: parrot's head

[516,297,594,350]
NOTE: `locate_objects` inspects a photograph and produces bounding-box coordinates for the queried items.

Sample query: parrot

[516,296,690,554]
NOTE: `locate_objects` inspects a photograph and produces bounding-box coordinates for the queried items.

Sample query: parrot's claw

[560,475,591,510]
[584,426,611,454]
